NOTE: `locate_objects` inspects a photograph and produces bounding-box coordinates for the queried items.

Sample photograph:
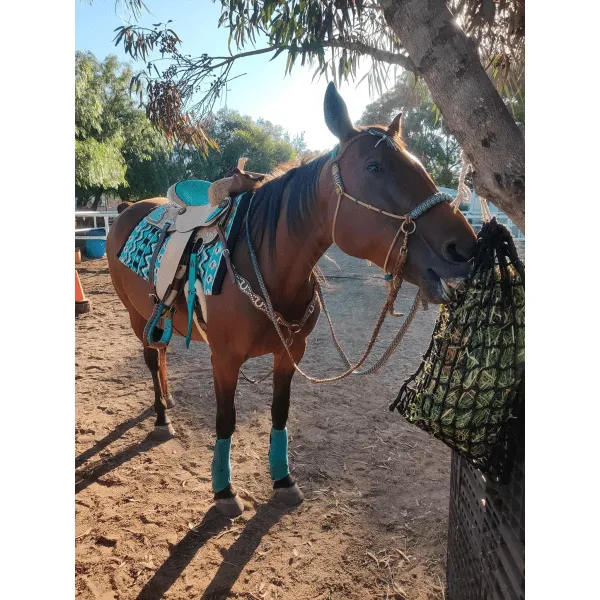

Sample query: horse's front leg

[270,338,306,506]
[210,353,245,517]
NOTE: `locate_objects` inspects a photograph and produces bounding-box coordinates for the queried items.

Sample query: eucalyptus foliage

[112,0,523,145]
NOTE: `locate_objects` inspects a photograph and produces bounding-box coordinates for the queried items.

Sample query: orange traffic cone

[76,270,91,316]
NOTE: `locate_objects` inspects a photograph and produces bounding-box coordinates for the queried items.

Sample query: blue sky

[76,0,378,151]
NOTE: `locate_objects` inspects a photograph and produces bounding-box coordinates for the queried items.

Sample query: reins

[235,129,453,383]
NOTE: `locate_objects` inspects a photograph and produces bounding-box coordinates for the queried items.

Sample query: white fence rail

[75,211,119,241]
[463,213,525,240]
[437,187,524,241]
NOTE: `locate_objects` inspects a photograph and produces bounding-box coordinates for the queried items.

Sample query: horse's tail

[117,201,133,214]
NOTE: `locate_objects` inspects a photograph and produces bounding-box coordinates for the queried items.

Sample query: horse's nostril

[444,242,470,263]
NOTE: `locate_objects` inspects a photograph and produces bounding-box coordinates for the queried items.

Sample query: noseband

[330,129,453,276]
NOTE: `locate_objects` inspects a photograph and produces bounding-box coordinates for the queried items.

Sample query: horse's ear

[324,82,356,142]
[388,113,403,137]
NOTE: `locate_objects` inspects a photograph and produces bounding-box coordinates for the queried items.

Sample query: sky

[75,0,380,151]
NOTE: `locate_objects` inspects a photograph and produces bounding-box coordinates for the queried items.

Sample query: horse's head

[322,83,476,304]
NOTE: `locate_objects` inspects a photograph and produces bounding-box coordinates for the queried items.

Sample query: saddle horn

[208,157,266,206]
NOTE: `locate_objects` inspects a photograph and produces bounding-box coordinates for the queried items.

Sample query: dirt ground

[75,242,524,600]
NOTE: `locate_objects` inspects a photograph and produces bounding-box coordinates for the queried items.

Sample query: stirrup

[144,299,174,350]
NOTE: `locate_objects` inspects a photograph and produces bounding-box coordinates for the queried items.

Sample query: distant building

[438,187,524,240]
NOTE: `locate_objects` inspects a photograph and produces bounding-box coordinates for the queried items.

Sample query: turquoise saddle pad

[118,192,251,296]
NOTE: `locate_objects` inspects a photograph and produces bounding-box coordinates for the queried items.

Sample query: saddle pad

[118,192,251,296]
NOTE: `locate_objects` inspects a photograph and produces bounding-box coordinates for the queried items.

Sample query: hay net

[390,218,524,479]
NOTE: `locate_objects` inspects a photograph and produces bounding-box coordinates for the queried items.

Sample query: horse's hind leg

[157,349,176,409]
[128,310,175,439]
[270,339,306,506]
[144,345,175,439]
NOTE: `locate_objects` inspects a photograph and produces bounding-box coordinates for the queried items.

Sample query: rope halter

[330,129,453,277]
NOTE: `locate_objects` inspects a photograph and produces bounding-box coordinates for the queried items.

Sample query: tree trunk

[118,188,131,202]
[90,188,103,211]
[380,0,525,232]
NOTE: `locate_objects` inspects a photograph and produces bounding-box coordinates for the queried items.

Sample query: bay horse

[106,84,476,517]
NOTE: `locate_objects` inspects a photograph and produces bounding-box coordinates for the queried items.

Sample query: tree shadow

[75,432,166,494]
[135,500,291,600]
[75,407,154,468]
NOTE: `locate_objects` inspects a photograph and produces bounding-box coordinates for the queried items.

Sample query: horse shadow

[75,429,166,494]
[135,501,292,600]
[75,407,154,469]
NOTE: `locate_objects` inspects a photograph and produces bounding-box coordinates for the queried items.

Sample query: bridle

[234,128,455,384]
[330,128,453,277]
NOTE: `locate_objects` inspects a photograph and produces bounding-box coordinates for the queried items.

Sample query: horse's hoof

[215,494,245,518]
[165,395,176,409]
[273,483,304,506]
[153,424,176,439]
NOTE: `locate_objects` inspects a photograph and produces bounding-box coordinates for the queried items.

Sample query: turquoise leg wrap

[212,437,232,493]
[269,427,290,481]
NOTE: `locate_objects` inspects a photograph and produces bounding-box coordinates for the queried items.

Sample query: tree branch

[212,46,286,63]
[327,39,416,72]
[208,39,416,73]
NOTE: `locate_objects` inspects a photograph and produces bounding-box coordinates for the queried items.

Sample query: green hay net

[390,219,525,479]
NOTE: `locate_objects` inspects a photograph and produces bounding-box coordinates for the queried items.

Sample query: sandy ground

[75,241,524,600]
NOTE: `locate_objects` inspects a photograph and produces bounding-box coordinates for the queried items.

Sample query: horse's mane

[246,127,407,254]
[247,152,332,255]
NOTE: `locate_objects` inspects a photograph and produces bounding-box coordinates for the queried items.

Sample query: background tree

[359,73,461,188]
[76,53,301,207]
[76,52,189,206]
[113,0,525,230]
[75,52,128,208]
[185,109,298,181]
[116,110,184,201]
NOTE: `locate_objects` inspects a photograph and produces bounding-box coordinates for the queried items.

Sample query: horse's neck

[264,169,334,308]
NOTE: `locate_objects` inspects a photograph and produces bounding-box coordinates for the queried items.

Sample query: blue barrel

[85,228,106,258]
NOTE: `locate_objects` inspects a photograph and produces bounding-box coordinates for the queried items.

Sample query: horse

[106,83,476,517]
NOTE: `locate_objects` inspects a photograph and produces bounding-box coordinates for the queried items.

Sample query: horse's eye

[367,163,383,173]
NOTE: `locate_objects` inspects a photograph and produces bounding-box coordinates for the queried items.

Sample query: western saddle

[144,159,265,349]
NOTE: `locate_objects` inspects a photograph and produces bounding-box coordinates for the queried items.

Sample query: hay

[408,265,524,456]
[391,219,525,469]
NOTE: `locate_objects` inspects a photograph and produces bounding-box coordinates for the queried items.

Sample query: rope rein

[243,196,415,383]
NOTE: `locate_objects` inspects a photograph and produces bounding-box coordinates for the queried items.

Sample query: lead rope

[244,193,420,383]
[315,268,423,375]
[454,152,493,223]
[239,354,284,385]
